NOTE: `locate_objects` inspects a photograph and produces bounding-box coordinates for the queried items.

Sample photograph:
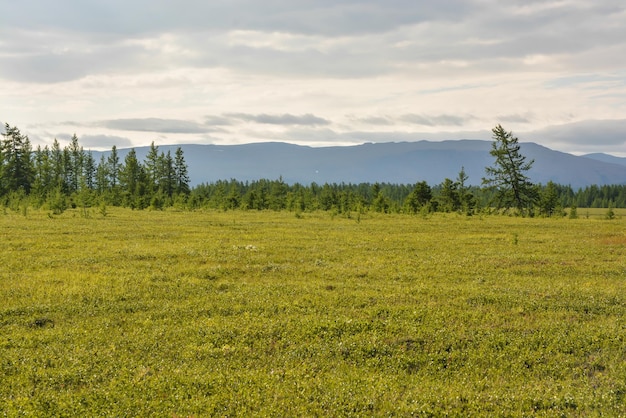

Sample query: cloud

[352,116,395,126]
[227,113,330,126]
[256,126,493,146]
[80,134,133,149]
[2,1,625,84]
[100,118,215,134]
[204,115,234,126]
[399,114,473,127]
[527,120,626,148]
[0,34,151,83]
[497,114,533,124]
[1,0,472,37]
[2,1,626,157]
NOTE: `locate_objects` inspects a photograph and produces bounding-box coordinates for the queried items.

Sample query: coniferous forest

[2,123,626,216]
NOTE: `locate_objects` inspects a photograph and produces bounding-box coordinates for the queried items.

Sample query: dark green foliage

[1,124,34,195]
[437,178,460,212]
[539,181,559,217]
[66,134,83,194]
[483,125,537,215]
[174,147,190,195]
[107,145,120,188]
[3,123,626,213]
[371,183,390,213]
[47,186,67,214]
[0,125,192,212]
[405,181,432,214]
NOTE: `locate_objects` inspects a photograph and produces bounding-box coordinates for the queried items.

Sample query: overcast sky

[1,1,625,155]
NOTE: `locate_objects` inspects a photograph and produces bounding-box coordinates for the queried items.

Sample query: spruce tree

[1,124,34,194]
[405,181,432,214]
[84,152,96,190]
[51,139,64,190]
[482,124,537,215]
[158,151,175,198]
[67,134,84,194]
[145,141,160,192]
[174,147,190,195]
[107,145,120,187]
[95,155,110,195]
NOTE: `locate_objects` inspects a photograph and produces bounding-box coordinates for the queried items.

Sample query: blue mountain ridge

[92,140,626,189]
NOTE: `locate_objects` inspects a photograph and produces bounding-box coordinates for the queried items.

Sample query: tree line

[2,123,625,216]
[1,124,189,213]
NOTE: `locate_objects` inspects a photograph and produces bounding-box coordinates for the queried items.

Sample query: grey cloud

[349,130,493,143]
[0,0,472,37]
[264,126,492,144]
[352,114,477,128]
[227,113,330,126]
[527,120,626,148]
[0,36,152,83]
[207,44,388,79]
[497,114,532,124]
[545,73,626,90]
[354,116,395,126]
[400,114,473,127]
[80,134,133,149]
[3,1,625,83]
[101,118,214,134]
[205,115,234,126]
[468,2,626,62]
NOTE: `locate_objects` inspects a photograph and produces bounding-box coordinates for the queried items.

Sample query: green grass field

[1,208,625,416]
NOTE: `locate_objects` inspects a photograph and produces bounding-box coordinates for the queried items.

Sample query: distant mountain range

[97,140,626,189]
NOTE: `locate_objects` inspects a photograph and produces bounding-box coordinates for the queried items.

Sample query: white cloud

[0,0,625,155]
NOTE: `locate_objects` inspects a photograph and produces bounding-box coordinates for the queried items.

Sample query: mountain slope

[582,153,626,167]
[98,140,626,189]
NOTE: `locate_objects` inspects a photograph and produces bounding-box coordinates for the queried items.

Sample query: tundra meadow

[1,208,625,416]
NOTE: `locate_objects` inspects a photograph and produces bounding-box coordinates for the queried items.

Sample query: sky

[1,0,626,156]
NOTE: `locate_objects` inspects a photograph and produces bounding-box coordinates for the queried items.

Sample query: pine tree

[50,139,65,190]
[456,166,475,214]
[438,178,460,212]
[174,147,190,195]
[95,155,110,195]
[32,145,53,201]
[1,124,34,194]
[158,151,175,198]
[67,134,84,194]
[482,124,537,215]
[107,146,121,205]
[107,145,120,188]
[83,152,96,190]
[145,141,160,192]
[119,148,148,208]
[539,181,559,217]
[405,181,432,214]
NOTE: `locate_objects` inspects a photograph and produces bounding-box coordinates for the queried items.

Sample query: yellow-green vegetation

[1,208,625,416]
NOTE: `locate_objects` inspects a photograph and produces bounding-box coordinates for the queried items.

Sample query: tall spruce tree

[145,141,160,192]
[95,155,110,194]
[174,147,190,195]
[1,124,34,194]
[107,145,120,188]
[67,134,84,194]
[119,148,147,208]
[482,124,537,215]
[158,150,175,198]
[438,178,460,212]
[405,181,432,213]
[84,151,96,190]
[50,139,64,190]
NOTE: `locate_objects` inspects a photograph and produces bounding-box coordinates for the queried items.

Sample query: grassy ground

[1,208,625,416]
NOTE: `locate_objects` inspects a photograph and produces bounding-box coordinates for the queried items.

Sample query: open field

[1,208,625,416]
